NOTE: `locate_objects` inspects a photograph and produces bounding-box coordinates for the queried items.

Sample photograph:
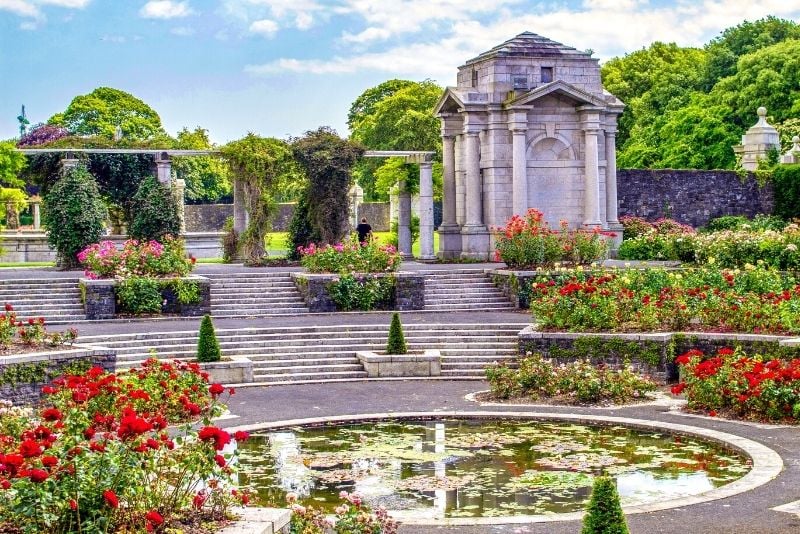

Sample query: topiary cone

[197,314,221,362]
[581,475,629,534]
[386,312,407,355]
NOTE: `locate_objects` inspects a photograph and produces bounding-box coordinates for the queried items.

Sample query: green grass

[263,231,439,258]
[0,261,55,268]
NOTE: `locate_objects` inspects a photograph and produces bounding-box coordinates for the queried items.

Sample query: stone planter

[200,355,253,384]
[291,272,424,313]
[217,507,290,534]
[81,275,211,320]
[356,349,441,378]
[518,326,800,384]
[0,344,116,405]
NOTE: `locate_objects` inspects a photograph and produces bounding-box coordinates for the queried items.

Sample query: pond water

[237,419,750,519]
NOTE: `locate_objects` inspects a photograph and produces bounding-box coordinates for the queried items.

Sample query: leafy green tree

[43,165,108,269]
[292,127,364,246]
[771,164,800,220]
[172,127,231,203]
[348,80,443,200]
[287,190,320,260]
[49,87,165,140]
[601,42,707,148]
[0,141,26,187]
[129,175,181,241]
[703,16,800,90]
[197,314,221,362]
[220,134,295,263]
[776,118,800,151]
[581,476,629,534]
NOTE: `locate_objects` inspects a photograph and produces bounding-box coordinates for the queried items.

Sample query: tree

[49,87,165,140]
[0,141,26,187]
[286,190,320,261]
[43,165,107,269]
[348,80,443,200]
[581,476,629,534]
[196,314,221,362]
[220,134,295,263]
[601,42,708,149]
[172,127,231,203]
[129,175,181,241]
[386,313,407,355]
[292,127,364,246]
[703,17,800,90]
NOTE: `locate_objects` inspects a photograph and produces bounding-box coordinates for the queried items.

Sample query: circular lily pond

[237,419,751,519]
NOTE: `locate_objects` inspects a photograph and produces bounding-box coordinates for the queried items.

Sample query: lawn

[265,231,439,258]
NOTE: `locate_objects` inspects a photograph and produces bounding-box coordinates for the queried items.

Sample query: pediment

[433,88,466,116]
[506,80,607,108]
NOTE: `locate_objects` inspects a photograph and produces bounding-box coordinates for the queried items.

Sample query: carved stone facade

[733,107,781,170]
[434,32,624,260]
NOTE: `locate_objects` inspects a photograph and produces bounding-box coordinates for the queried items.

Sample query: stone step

[210,310,310,318]
[253,363,364,375]
[210,296,306,305]
[210,282,297,289]
[210,306,309,314]
[424,296,511,303]
[251,370,368,381]
[424,303,515,310]
[1,296,81,304]
[439,371,484,378]
[253,356,361,368]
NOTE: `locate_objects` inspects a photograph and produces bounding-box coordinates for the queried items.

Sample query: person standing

[356,217,372,245]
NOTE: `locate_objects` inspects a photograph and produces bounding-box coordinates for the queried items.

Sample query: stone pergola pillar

[418,161,435,260]
[438,117,462,260]
[508,109,530,217]
[61,157,80,174]
[155,154,172,185]
[397,179,412,259]
[604,127,619,226]
[31,199,41,230]
[232,178,248,235]
[173,179,186,233]
[580,108,602,228]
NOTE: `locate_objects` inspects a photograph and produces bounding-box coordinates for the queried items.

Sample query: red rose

[198,426,231,451]
[145,510,164,525]
[28,469,49,483]
[42,408,63,421]
[234,430,249,442]
[670,383,687,395]
[41,456,58,468]
[103,489,119,508]
[19,439,42,458]
[214,454,226,468]
[0,479,10,489]
[709,410,718,417]
[69,499,78,511]
[209,383,224,396]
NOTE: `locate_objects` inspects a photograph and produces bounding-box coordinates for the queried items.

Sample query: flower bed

[287,490,398,534]
[291,272,424,312]
[298,238,400,274]
[618,217,800,269]
[484,352,657,405]
[672,347,800,422]
[527,266,800,334]
[78,235,195,279]
[493,209,611,268]
[0,359,250,532]
[81,276,211,319]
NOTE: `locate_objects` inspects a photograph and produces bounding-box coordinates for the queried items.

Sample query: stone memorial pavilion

[434,32,625,260]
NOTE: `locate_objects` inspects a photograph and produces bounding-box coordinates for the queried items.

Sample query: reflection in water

[237,419,749,519]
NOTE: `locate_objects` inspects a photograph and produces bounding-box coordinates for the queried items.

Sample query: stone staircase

[0,278,84,324]
[81,323,526,384]
[422,269,515,312]
[206,272,308,318]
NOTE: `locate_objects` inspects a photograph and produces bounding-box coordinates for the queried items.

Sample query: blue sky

[2,1,799,144]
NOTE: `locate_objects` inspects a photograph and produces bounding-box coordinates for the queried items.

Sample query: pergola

[17,148,437,260]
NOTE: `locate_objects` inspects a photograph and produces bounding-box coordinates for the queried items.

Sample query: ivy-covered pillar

[232,177,248,235]
[397,179,412,259]
[418,161,435,260]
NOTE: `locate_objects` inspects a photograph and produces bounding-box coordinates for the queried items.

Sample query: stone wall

[291,272,424,313]
[357,203,390,232]
[81,276,211,320]
[185,204,232,232]
[617,169,775,228]
[0,346,116,405]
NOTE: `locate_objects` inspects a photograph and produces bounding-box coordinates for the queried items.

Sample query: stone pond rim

[225,410,782,526]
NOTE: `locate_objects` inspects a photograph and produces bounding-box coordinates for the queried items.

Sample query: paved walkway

[218,381,800,534]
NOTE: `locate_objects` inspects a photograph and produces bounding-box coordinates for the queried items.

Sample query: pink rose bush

[299,236,400,274]
[78,235,194,279]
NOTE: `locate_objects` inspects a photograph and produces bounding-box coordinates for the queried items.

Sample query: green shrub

[581,475,629,534]
[386,312,407,355]
[389,214,420,247]
[129,175,181,241]
[43,165,108,269]
[197,314,221,362]
[704,215,750,232]
[704,214,786,232]
[772,164,800,221]
[221,216,239,263]
[116,276,162,314]
[173,279,201,305]
[328,274,395,311]
[287,190,320,261]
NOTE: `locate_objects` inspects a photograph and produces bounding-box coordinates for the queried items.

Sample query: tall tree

[49,87,165,140]
[172,127,231,203]
[0,141,26,187]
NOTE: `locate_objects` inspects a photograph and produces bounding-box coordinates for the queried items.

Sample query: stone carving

[733,107,781,170]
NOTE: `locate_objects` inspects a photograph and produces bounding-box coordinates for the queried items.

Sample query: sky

[2,1,800,144]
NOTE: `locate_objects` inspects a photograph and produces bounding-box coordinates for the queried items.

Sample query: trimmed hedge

[197,314,221,362]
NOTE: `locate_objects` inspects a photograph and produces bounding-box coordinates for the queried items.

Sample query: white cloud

[38,0,90,7]
[222,0,322,31]
[170,26,195,36]
[0,0,90,20]
[249,18,279,36]
[19,19,37,29]
[100,34,126,43]
[246,0,800,81]
[0,0,40,18]
[140,1,192,19]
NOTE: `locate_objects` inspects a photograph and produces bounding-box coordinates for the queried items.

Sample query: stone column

[32,201,41,230]
[154,155,172,185]
[418,161,435,260]
[441,135,457,228]
[173,179,186,233]
[397,179,412,259]
[464,132,482,226]
[232,178,247,234]
[508,110,530,217]
[580,108,602,228]
[61,158,80,174]
[604,128,619,225]
[460,114,490,260]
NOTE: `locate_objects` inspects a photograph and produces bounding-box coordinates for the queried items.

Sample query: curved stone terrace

[0,263,799,532]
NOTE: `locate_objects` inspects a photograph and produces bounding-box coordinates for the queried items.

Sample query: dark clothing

[356,223,372,244]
